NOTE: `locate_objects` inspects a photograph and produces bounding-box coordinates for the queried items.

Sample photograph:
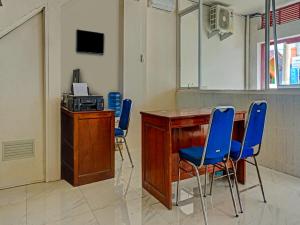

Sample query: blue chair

[176,107,239,225]
[230,101,268,212]
[115,99,134,168]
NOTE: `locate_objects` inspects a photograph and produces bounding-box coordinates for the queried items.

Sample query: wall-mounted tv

[76,30,104,55]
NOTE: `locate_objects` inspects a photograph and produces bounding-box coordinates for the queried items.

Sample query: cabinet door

[77,113,114,184]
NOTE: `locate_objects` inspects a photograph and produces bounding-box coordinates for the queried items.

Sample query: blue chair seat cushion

[230,140,254,160]
[179,146,224,167]
[115,128,124,137]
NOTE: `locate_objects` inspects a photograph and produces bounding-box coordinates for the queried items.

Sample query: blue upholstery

[230,101,267,161]
[118,99,132,131]
[115,128,124,137]
[230,140,254,160]
[205,108,235,160]
[179,147,224,167]
[244,102,267,149]
[179,107,235,167]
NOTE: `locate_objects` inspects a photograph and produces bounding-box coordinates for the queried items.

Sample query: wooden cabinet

[61,107,115,186]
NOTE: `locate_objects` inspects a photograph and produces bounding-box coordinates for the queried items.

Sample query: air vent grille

[261,2,300,29]
[2,140,35,161]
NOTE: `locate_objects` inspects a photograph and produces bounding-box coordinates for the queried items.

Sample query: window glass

[269,44,284,88]
[264,37,300,89]
[180,10,199,88]
[283,42,300,86]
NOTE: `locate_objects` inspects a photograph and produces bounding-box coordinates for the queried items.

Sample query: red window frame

[261,2,300,29]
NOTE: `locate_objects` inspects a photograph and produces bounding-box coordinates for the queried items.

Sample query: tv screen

[76,30,104,54]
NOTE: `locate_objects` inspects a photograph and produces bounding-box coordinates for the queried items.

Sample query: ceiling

[202,0,297,15]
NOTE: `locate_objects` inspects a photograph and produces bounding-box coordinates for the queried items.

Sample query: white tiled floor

[1,150,300,225]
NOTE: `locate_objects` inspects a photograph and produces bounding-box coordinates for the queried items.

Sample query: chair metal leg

[116,138,124,161]
[231,160,243,213]
[176,160,181,206]
[224,163,239,217]
[122,137,134,168]
[253,156,267,203]
[192,164,208,225]
[209,165,216,196]
[204,166,208,197]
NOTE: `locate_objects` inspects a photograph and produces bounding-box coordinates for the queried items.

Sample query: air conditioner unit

[209,5,234,40]
[149,0,176,12]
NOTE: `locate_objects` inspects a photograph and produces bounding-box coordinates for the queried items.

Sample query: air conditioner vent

[149,0,176,12]
[219,8,230,30]
[209,5,234,40]
[2,140,35,161]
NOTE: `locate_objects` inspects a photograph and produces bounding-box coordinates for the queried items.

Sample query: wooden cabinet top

[61,107,114,116]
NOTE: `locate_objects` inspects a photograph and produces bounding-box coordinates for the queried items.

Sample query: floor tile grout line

[77,178,144,223]
[46,210,95,225]
[78,187,101,225]
[26,183,93,225]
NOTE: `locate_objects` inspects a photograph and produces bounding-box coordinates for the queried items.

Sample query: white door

[0,12,45,188]
[123,0,147,148]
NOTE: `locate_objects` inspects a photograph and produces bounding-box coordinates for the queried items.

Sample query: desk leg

[233,120,246,184]
[237,159,246,184]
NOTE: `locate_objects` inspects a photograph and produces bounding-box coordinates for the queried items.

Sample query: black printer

[63,95,104,112]
[62,69,104,112]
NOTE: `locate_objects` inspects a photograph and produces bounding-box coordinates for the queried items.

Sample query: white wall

[123,0,176,149]
[61,0,121,97]
[146,7,177,110]
[177,89,300,178]
[124,1,176,112]
[249,16,300,89]
[123,0,147,149]
[180,5,245,90]
[202,6,245,90]
[0,0,44,32]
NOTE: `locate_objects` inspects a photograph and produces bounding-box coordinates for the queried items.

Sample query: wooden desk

[61,108,115,186]
[141,108,246,209]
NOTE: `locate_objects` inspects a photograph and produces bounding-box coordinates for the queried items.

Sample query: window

[177,0,200,89]
[261,36,300,89]
[180,9,199,88]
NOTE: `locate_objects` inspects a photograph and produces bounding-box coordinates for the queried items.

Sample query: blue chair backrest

[243,101,267,149]
[202,107,235,164]
[119,99,132,131]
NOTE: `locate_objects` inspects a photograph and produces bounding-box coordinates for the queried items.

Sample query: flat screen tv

[76,30,104,55]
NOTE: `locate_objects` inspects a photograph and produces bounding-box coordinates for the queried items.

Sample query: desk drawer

[235,113,245,121]
[171,117,210,128]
